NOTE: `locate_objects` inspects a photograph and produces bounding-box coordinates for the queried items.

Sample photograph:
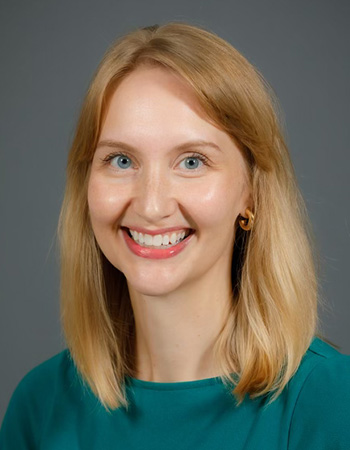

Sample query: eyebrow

[96,139,222,153]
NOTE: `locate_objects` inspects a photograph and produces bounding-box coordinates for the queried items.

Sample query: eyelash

[100,151,210,170]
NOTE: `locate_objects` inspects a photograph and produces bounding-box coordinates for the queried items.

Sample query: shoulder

[0,349,77,449]
[9,349,76,406]
[295,335,350,381]
[20,348,73,387]
[293,336,350,397]
[287,337,350,450]
[16,349,72,385]
[306,335,350,361]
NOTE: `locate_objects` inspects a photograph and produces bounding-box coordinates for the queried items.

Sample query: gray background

[0,0,349,423]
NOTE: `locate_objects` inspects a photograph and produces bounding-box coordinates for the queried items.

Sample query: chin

[126,276,184,298]
[129,283,179,298]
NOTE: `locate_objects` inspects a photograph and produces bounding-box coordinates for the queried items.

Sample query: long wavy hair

[58,21,319,410]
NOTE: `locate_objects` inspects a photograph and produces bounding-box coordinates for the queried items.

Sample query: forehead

[104,66,209,127]
[98,66,250,181]
[102,67,231,146]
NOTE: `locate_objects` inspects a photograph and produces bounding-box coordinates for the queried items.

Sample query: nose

[131,164,177,224]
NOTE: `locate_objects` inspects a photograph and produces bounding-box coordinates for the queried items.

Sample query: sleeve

[0,366,52,450]
[288,354,350,450]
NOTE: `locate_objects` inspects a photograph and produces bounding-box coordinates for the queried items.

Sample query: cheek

[87,175,126,227]
[187,177,245,229]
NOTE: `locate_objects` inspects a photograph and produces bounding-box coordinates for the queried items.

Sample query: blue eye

[110,154,132,169]
[182,157,201,170]
[180,154,209,170]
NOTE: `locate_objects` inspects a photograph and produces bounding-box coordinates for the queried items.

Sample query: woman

[1,22,349,449]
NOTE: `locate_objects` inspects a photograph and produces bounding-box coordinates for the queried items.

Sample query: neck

[128,270,233,383]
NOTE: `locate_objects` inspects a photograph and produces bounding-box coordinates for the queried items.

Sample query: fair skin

[88,65,252,383]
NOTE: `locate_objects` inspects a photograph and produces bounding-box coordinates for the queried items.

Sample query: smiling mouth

[122,227,195,249]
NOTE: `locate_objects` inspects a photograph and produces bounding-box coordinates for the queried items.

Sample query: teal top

[1,337,350,449]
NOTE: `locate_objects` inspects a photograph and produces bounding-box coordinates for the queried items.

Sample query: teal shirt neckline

[125,373,228,390]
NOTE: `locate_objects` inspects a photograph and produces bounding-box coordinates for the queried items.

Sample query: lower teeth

[133,238,184,249]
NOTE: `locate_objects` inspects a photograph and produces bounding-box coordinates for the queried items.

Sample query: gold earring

[239,208,255,231]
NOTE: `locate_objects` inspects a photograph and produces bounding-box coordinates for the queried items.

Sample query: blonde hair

[58,22,319,410]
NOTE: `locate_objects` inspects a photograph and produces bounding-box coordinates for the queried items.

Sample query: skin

[88,65,252,382]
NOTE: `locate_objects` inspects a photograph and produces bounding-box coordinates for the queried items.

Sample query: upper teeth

[129,229,189,246]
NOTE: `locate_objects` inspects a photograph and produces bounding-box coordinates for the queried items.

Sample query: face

[88,66,251,297]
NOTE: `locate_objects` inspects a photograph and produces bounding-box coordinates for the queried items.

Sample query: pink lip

[122,228,194,259]
[122,226,192,236]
